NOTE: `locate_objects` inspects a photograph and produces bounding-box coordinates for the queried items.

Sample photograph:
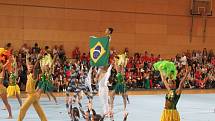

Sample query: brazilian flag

[90,36,110,67]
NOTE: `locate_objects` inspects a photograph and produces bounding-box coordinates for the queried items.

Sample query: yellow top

[26,73,36,94]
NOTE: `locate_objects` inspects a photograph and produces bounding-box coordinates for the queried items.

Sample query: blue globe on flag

[93,46,101,59]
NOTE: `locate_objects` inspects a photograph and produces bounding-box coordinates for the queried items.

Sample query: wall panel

[0,0,214,57]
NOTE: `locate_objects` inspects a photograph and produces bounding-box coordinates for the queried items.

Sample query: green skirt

[114,83,127,94]
[37,80,54,92]
[145,79,150,89]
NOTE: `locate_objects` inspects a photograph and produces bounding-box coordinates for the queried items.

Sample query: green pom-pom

[153,60,177,79]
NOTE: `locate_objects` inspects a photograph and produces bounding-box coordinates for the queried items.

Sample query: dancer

[109,53,129,121]
[18,53,47,121]
[153,61,189,121]
[0,60,12,119]
[37,52,58,104]
[109,64,128,121]
[7,55,22,106]
[66,66,93,117]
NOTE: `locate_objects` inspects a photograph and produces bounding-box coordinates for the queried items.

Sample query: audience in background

[2,43,215,92]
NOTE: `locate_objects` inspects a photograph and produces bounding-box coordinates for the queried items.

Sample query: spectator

[32,43,41,54]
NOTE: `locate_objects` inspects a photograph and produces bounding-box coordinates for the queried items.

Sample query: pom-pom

[153,60,177,80]
[40,54,53,69]
[115,53,128,67]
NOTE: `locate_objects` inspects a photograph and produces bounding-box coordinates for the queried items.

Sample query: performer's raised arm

[32,54,42,80]
[177,65,189,92]
[160,72,171,91]
[25,50,31,67]
[49,54,57,74]
[2,59,10,70]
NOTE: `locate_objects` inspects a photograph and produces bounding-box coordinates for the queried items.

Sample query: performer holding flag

[90,28,113,67]
[153,61,189,121]
[89,28,113,118]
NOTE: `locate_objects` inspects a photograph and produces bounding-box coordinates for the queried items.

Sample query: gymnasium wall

[0,0,214,58]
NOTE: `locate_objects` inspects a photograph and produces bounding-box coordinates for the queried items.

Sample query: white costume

[85,67,93,93]
[98,65,112,115]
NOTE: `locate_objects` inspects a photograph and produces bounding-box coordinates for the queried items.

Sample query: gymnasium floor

[1,94,215,121]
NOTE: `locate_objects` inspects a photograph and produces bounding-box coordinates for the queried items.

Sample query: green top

[41,73,51,82]
[116,72,124,83]
[38,73,54,92]
[9,72,17,86]
[165,90,181,109]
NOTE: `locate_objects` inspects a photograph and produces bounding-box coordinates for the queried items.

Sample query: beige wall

[0,0,214,58]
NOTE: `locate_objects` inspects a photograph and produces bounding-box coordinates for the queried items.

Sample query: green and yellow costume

[37,73,54,92]
[113,72,127,94]
[7,72,20,97]
[160,89,181,121]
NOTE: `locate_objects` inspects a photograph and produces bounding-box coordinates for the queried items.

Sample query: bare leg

[126,94,130,104]
[122,93,128,121]
[16,93,22,106]
[1,93,12,119]
[110,91,115,120]
[122,93,127,112]
[46,93,51,101]
[48,92,58,104]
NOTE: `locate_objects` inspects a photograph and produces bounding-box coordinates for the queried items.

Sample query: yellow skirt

[160,109,180,121]
[0,85,7,95]
[7,84,21,97]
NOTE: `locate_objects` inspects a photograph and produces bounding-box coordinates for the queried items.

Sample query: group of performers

[0,47,58,120]
[0,28,190,121]
[65,28,129,121]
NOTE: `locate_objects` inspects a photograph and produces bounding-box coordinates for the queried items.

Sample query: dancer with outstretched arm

[18,53,47,121]
[153,61,189,121]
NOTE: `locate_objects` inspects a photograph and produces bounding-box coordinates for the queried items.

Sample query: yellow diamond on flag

[90,41,106,63]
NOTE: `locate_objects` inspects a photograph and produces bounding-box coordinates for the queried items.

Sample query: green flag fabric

[90,36,110,67]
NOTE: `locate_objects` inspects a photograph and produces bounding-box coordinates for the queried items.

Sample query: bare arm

[177,66,189,91]
[32,54,42,80]
[49,54,57,74]
[3,58,10,68]
[26,51,30,66]
[160,72,171,91]
[1,59,10,76]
